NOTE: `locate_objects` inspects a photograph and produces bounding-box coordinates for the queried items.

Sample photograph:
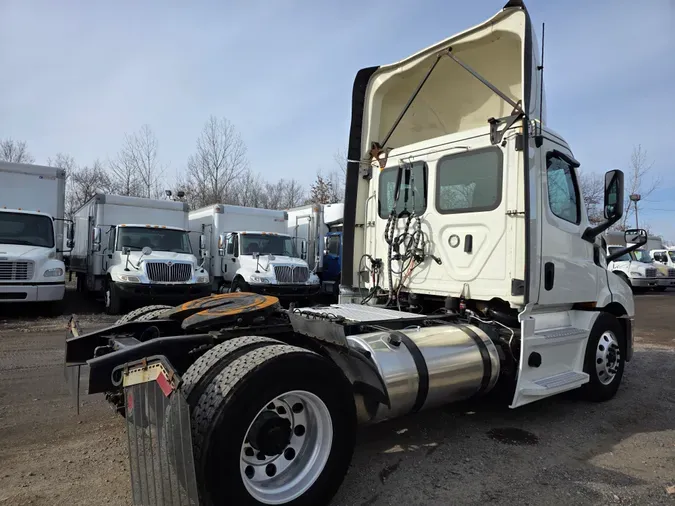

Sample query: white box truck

[0,161,68,313]
[69,193,211,314]
[189,204,320,298]
[65,3,647,505]
[287,202,344,294]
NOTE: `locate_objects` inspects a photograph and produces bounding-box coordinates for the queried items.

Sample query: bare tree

[109,125,163,198]
[67,160,112,217]
[1,138,35,164]
[307,173,336,205]
[621,145,660,230]
[282,179,306,208]
[578,171,604,224]
[181,116,248,208]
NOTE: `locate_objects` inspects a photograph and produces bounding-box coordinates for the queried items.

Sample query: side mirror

[141,246,153,256]
[67,240,74,249]
[67,223,75,241]
[92,227,102,252]
[582,169,625,242]
[122,246,131,256]
[218,234,226,257]
[301,240,307,260]
[606,228,648,262]
[252,252,260,260]
[199,234,206,250]
[624,228,647,246]
[604,170,624,220]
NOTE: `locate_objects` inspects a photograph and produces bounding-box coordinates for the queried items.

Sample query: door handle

[544,262,555,291]
[464,234,473,253]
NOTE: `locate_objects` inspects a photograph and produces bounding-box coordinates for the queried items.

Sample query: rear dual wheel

[183,339,356,506]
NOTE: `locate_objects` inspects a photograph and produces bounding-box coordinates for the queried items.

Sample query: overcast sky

[1,0,674,237]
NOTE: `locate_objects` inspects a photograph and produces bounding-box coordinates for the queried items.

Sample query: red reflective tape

[156,372,173,397]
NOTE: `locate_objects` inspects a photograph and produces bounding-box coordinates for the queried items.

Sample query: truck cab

[218,231,320,298]
[607,245,660,291]
[0,209,67,310]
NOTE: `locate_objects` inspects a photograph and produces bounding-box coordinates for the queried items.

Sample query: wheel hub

[249,411,291,456]
[596,330,621,385]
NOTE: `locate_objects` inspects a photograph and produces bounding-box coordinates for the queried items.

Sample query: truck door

[536,141,600,305]
[223,233,239,283]
[323,232,342,282]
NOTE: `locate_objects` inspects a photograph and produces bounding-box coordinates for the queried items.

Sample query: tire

[191,344,356,506]
[135,308,172,322]
[114,304,173,325]
[231,277,251,293]
[580,313,626,402]
[105,281,123,315]
[181,336,282,405]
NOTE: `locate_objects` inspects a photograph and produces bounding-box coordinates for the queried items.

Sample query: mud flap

[64,316,82,414]
[123,360,200,506]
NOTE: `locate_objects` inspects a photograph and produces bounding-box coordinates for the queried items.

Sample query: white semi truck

[189,204,320,299]
[286,202,344,294]
[64,3,645,505]
[69,193,211,314]
[0,161,68,313]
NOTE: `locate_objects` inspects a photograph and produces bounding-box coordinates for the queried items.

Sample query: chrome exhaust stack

[348,324,501,424]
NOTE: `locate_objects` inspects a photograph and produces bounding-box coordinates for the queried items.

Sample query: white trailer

[0,161,67,311]
[69,193,210,314]
[189,204,320,298]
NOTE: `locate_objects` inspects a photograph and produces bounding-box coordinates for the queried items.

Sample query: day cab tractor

[64,2,647,505]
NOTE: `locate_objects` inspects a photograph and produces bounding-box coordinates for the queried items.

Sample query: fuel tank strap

[456,324,492,394]
[389,330,429,413]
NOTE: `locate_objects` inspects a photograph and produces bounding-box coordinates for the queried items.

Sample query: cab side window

[546,155,580,225]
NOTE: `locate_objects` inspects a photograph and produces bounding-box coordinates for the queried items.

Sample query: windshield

[669,252,675,262]
[240,234,298,257]
[116,227,192,254]
[631,250,653,263]
[608,246,631,262]
[0,212,54,248]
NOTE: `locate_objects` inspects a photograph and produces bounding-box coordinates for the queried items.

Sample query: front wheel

[231,277,252,293]
[580,313,626,402]
[105,281,123,315]
[192,344,356,506]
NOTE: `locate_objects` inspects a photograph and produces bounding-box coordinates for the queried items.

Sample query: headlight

[43,267,64,277]
[118,274,141,283]
[250,275,273,284]
[197,275,209,284]
[629,271,643,277]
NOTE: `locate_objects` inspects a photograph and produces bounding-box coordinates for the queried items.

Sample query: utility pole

[630,194,641,229]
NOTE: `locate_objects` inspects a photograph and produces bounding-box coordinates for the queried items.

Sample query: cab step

[520,370,589,396]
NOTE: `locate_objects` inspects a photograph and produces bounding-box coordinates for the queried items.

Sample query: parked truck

[69,193,210,314]
[0,161,68,313]
[287,202,344,295]
[64,3,645,505]
[189,204,320,298]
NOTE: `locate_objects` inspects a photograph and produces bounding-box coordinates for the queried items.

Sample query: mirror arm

[606,241,644,263]
[582,216,620,243]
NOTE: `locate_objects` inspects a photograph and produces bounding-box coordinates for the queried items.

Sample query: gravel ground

[0,288,673,506]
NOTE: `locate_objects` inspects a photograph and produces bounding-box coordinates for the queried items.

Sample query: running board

[519,370,589,397]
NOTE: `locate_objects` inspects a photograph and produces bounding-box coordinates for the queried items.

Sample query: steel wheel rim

[240,390,333,504]
[596,331,621,385]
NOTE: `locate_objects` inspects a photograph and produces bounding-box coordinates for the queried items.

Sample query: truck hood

[250,256,308,269]
[0,244,51,259]
[127,251,197,265]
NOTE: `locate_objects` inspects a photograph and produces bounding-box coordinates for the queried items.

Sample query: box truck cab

[189,204,320,298]
[650,249,675,290]
[287,202,344,295]
[607,245,660,291]
[69,194,210,314]
[0,162,68,312]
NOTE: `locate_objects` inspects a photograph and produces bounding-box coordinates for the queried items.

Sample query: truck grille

[145,262,192,283]
[646,268,657,278]
[0,261,34,281]
[274,266,310,283]
[668,268,675,278]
